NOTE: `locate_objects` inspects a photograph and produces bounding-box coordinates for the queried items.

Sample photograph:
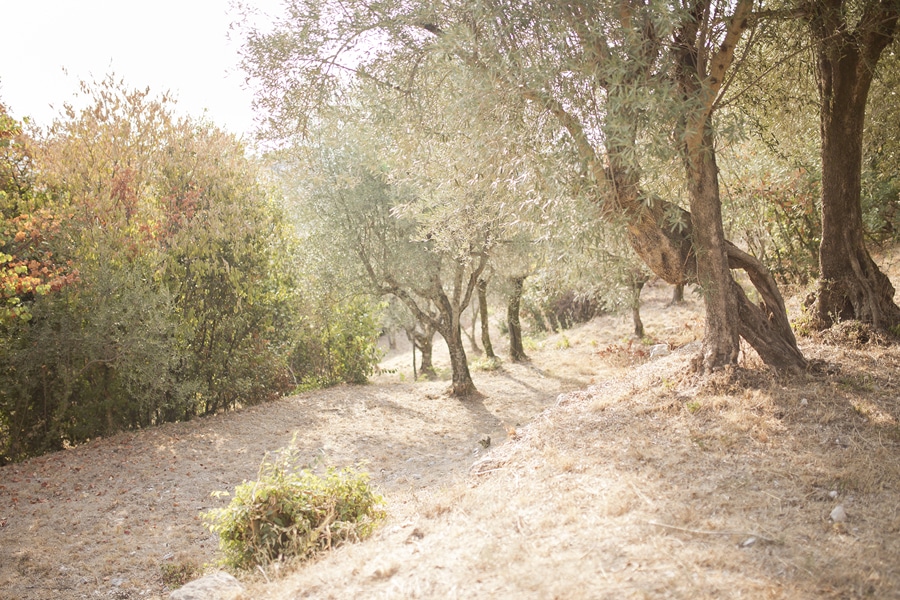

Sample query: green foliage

[289,296,382,389]
[0,104,78,324]
[470,355,502,372]
[555,334,571,350]
[0,80,328,463]
[863,49,900,243]
[720,142,821,284]
[203,443,385,569]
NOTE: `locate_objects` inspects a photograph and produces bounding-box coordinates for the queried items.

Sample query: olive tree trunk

[477,278,496,359]
[810,0,900,330]
[406,322,436,380]
[507,275,528,362]
[445,320,476,396]
[630,271,648,339]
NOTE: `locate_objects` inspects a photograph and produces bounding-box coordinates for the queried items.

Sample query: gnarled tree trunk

[445,321,475,396]
[809,0,900,330]
[406,322,436,380]
[684,129,742,370]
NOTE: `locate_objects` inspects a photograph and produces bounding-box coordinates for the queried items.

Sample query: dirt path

[2,284,694,600]
[0,373,568,599]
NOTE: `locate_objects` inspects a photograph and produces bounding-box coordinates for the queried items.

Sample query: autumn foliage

[0,81,380,464]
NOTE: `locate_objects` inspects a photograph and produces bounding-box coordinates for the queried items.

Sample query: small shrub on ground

[471,356,502,372]
[523,336,541,352]
[202,442,386,569]
[160,560,200,588]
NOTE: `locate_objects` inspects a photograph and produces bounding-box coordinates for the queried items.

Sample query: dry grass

[244,338,900,600]
[3,281,900,599]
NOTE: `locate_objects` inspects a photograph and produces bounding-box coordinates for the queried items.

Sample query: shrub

[160,560,200,589]
[202,443,386,569]
[289,296,382,389]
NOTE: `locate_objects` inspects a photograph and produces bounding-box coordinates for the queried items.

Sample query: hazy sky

[0,0,283,137]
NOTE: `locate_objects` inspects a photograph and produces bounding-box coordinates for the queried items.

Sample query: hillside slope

[2,281,899,599]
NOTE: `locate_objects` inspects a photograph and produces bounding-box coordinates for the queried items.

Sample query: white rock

[800,398,809,407]
[828,490,838,500]
[169,572,244,600]
[830,505,847,523]
[649,344,670,358]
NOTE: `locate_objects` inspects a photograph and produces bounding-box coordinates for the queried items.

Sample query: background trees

[279,107,499,396]
[240,0,811,371]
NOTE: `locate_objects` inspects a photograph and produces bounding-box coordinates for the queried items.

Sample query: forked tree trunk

[684,128,742,370]
[514,0,805,372]
[508,275,528,362]
[370,252,487,397]
[810,1,900,330]
[477,278,496,359]
[406,323,436,380]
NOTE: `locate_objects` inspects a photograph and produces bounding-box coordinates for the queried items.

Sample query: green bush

[202,443,386,569]
[289,296,382,389]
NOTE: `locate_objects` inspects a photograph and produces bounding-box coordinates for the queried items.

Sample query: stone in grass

[830,505,847,523]
[170,571,244,600]
[649,344,670,359]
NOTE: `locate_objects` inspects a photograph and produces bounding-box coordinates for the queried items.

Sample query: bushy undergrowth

[0,84,382,464]
[203,443,385,569]
[289,296,382,390]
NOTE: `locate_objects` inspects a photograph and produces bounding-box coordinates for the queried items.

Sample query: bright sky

[0,0,283,138]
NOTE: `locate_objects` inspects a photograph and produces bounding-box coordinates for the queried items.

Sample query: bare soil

[2,280,900,599]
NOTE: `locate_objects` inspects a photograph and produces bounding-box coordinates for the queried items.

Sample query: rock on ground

[169,571,244,600]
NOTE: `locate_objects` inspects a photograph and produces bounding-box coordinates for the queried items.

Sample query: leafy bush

[0,81,309,463]
[203,444,385,569]
[289,296,382,389]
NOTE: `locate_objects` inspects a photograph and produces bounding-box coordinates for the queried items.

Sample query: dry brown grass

[3,280,900,599]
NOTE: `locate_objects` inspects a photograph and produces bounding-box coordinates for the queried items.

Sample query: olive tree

[241,0,806,373]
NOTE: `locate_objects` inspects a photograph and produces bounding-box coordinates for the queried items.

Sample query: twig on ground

[257,565,271,584]
[646,520,778,544]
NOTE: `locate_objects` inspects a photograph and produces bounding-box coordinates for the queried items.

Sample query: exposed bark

[672,0,751,372]
[630,271,649,339]
[477,278,496,359]
[671,283,685,305]
[445,322,476,396]
[467,295,482,355]
[726,244,806,370]
[418,330,435,378]
[809,0,900,330]
[507,275,528,362]
[685,129,743,370]
[405,322,436,380]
